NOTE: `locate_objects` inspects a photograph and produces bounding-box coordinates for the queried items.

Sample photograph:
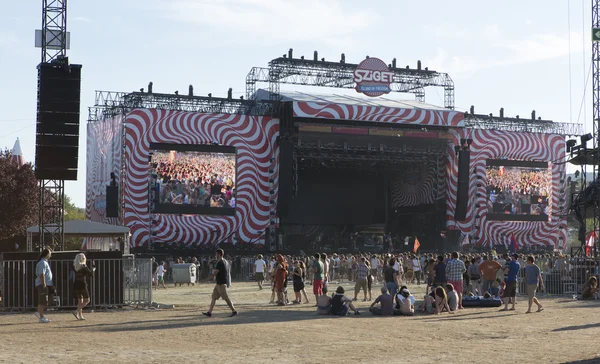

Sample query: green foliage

[64,195,86,251]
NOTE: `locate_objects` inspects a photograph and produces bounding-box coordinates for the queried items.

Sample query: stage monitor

[149,143,236,216]
[485,159,551,222]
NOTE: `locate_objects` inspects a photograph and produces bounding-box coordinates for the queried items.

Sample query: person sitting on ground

[421,286,436,314]
[434,286,454,315]
[446,283,459,312]
[316,286,332,315]
[331,286,360,316]
[395,288,415,316]
[369,286,394,316]
[490,279,501,298]
[581,276,600,300]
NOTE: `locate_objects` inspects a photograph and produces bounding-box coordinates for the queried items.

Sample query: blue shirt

[506,260,520,283]
[524,264,540,285]
[35,258,53,287]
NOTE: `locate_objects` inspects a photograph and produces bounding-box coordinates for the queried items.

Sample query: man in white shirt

[157,262,167,289]
[254,254,266,290]
[411,255,422,285]
[370,255,379,280]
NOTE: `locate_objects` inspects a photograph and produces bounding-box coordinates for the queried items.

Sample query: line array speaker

[35,61,82,181]
[106,186,119,218]
[454,150,470,221]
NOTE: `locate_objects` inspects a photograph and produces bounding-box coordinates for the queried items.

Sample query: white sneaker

[39,317,50,323]
[34,312,40,319]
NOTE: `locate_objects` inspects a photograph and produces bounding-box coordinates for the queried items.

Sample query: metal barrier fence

[122,257,153,307]
[240,258,256,280]
[0,256,152,311]
[473,257,600,298]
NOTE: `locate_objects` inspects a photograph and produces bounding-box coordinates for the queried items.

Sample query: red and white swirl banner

[391,164,436,207]
[84,115,124,250]
[293,101,464,127]
[123,109,279,247]
[445,129,567,249]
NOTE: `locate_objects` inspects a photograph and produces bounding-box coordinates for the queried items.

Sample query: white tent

[26,220,130,252]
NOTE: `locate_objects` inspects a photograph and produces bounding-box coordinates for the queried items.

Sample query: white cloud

[162,0,380,45]
[500,32,583,66]
[425,29,584,76]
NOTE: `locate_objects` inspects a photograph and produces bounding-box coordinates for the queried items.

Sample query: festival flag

[461,234,470,246]
[586,231,597,256]
[509,233,518,254]
[413,237,421,253]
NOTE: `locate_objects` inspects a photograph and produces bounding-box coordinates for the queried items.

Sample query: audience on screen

[153,151,236,208]
[485,167,551,216]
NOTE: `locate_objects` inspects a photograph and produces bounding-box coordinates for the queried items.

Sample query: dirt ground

[1,281,600,364]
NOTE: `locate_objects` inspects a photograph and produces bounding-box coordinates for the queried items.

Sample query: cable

[568,0,574,124]
[582,0,587,129]
[575,62,593,125]
[0,124,35,140]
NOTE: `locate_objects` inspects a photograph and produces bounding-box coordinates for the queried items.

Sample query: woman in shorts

[72,253,94,320]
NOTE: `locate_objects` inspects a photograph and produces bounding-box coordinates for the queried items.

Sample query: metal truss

[39,180,65,251]
[89,90,274,122]
[246,54,456,109]
[41,0,67,63]
[589,0,600,255]
[465,113,584,136]
[36,0,69,251]
[296,142,446,164]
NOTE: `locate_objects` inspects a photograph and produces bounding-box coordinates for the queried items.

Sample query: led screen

[485,160,551,222]
[149,143,236,216]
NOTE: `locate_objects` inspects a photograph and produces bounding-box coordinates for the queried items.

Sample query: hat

[380,286,388,293]
[512,253,519,258]
[401,288,410,295]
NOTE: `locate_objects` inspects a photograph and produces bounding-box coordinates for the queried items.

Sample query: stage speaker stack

[35,60,82,181]
[106,186,119,218]
[454,150,470,221]
[277,102,295,219]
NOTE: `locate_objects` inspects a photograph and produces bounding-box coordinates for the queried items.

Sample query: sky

[0,0,595,208]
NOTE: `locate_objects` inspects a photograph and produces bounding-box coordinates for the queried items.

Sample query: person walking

[34,248,53,323]
[500,253,520,312]
[203,249,237,317]
[254,254,266,290]
[72,253,94,320]
[524,256,544,314]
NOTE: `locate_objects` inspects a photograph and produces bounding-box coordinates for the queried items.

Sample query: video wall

[149,143,236,216]
[485,159,551,221]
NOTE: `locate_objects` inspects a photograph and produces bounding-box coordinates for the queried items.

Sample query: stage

[85,50,578,252]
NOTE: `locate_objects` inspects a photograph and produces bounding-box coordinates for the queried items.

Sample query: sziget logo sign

[353,57,394,97]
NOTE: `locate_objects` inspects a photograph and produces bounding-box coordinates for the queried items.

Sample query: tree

[63,195,86,250]
[0,150,39,242]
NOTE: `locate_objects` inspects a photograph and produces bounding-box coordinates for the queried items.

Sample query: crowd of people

[153,151,236,208]
[486,167,551,216]
[240,250,600,316]
[28,248,600,323]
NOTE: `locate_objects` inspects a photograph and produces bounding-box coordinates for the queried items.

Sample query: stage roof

[27,220,130,237]
[255,89,465,128]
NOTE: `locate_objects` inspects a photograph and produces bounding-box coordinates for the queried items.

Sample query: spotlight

[581,133,593,145]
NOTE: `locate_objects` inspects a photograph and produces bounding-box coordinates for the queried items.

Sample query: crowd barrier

[240,257,256,280]
[122,256,153,307]
[0,251,152,311]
